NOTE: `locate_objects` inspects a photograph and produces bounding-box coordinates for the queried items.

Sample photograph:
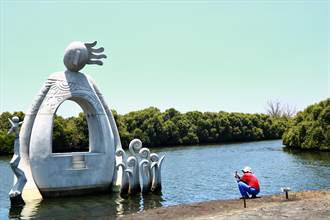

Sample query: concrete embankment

[118,189,330,220]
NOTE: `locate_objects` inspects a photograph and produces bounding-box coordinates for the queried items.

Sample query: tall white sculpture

[139,148,152,193]
[150,153,165,192]
[8,116,27,205]
[115,149,129,195]
[18,41,122,197]
[139,159,152,193]
[126,156,141,194]
[126,139,142,192]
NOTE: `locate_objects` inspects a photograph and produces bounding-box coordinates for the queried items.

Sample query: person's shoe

[251,195,260,199]
[239,196,250,199]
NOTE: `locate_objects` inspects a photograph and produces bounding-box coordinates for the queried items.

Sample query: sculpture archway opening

[55,99,84,118]
[52,100,89,153]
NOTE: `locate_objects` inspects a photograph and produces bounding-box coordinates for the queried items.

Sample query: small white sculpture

[139,147,150,160]
[139,159,152,193]
[129,139,143,156]
[125,156,141,194]
[139,148,152,193]
[127,139,142,192]
[115,149,129,194]
[8,116,27,204]
[150,153,165,192]
[116,138,165,195]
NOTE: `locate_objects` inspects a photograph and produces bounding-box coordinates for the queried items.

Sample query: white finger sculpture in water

[139,147,150,160]
[150,153,165,193]
[8,116,27,205]
[129,139,143,157]
[127,139,142,192]
[115,149,129,194]
[18,41,122,197]
[117,138,165,195]
[139,159,152,193]
[125,156,141,194]
[139,148,152,193]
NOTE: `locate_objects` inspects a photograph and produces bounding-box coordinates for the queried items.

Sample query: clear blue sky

[0,0,329,117]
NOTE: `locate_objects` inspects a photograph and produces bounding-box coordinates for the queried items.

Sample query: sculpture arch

[27,71,116,197]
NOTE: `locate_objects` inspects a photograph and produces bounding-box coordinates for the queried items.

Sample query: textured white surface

[19,70,122,197]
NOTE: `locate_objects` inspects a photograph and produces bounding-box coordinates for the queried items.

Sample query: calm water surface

[1,140,330,219]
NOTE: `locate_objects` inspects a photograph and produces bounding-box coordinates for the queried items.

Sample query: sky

[0,0,329,117]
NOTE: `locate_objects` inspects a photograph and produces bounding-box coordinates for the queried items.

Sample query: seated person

[235,166,260,199]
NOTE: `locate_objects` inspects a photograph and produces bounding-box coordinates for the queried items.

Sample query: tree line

[0,108,288,154]
[283,98,330,151]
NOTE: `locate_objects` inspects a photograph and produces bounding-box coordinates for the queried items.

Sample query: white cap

[242,166,252,173]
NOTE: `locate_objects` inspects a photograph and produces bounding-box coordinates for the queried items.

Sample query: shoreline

[118,189,330,220]
[0,139,283,156]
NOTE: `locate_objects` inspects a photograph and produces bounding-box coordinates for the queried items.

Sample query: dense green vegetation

[283,99,330,151]
[0,108,287,155]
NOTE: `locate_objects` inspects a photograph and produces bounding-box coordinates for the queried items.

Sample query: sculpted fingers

[83,41,107,66]
[91,47,104,53]
[85,41,97,48]
[90,53,107,59]
[87,59,103,66]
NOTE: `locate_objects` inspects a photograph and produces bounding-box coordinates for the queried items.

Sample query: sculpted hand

[84,41,107,66]
[7,117,22,135]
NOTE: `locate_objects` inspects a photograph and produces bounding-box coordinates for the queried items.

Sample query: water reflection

[281,147,330,190]
[8,205,23,219]
[116,193,164,216]
[8,192,164,219]
[283,147,330,163]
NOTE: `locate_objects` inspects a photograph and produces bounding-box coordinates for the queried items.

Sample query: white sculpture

[139,147,150,160]
[125,156,141,194]
[150,153,165,192]
[139,159,152,193]
[18,41,123,197]
[8,116,27,204]
[116,138,165,195]
[129,139,143,157]
[139,148,152,193]
[115,149,129,194]
[126,139,142,191]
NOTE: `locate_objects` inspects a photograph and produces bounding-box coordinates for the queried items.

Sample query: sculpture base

[10,194,25,206]
[39,184,112,198]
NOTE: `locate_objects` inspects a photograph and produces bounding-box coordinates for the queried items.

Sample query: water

[1,140,329,219]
